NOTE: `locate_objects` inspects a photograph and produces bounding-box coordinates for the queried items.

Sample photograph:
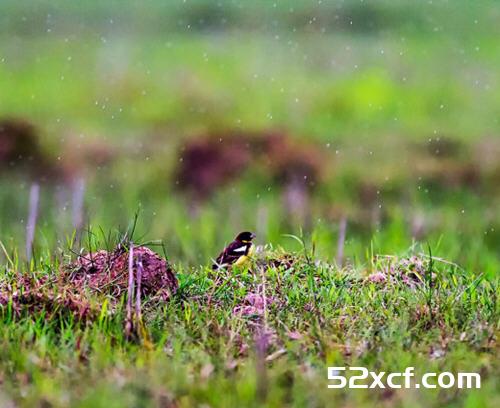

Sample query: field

[0,1,499,407]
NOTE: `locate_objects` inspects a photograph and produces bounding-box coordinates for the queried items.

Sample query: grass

[0,235,497,407]
[0,0,499,406]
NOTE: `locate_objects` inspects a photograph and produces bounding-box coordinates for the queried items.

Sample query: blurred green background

[0,0,499,275]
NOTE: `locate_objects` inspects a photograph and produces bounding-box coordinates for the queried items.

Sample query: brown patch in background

[414,158,481,191]
[57,137,117,183]
[0,118,117,184]
[418,136,465,158]
[260,132,324,189]
[0,118,59,181]
[411,136,491,192]
[0,119,41,167]
[174,131,253,200]
[173,129,326,223]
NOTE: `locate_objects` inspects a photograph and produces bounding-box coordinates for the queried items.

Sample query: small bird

[212,231,256,270]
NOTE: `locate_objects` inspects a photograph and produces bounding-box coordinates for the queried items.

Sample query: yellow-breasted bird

[212,231,256,270]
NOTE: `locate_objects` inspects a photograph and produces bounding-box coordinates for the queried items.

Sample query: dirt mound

[0,274,98,320]
[65,246,178,300]
[0,118,61,182]
[0,119,41,169]
[0,246,177,322]
[418,136,465,158]
[174,129,326,201]
[174,131,253,200]
[261,132,324,189]
[55,137,117,183]
[414,158,481,191]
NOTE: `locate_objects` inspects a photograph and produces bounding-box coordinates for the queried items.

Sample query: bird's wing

[224,241,250,257]
[213,241,249,268]
[232,246,248,253]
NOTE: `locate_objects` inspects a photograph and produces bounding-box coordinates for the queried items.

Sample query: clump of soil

[65,246,178,300]
[0,274,98,320]
[366,255,435,287]
[233,292,274,317]
[261,253,296,271]
[366,272,387,284]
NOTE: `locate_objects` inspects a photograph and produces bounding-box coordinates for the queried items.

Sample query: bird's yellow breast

[233,255,249,267]
[233,244,254,267]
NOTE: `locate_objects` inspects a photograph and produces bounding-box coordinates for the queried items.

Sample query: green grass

[0,237,498,407]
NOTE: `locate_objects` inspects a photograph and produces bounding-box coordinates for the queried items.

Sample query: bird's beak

[251,233,256,239]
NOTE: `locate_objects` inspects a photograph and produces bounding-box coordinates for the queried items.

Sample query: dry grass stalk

[71,177,86,235]
[255,329,268,402]
[255,265,269,401]
[26,183,40,262]
[336,216,347,267]
[135,254,143,322]
[125,243,135,338]
[260,265,268,325]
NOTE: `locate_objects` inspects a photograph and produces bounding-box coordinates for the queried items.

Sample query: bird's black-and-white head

[235,231,256,242]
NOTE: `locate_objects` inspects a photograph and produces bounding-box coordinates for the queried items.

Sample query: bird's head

[235,231,256,243]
